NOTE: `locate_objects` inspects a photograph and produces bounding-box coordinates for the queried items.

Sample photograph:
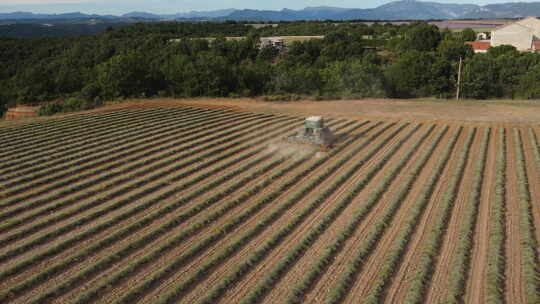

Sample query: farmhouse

[490,17,540,51]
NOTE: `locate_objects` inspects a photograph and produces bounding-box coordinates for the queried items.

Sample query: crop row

[485,128,507,304]
[0,107,170,152]
[66,121,372,304]
[0,110,258,199]
[0,114,293,226]
[286,124,437,304]
[403,128,476,304]
[239,124,425,304]
[323,125,450,304]
[0,107,196,163]
[0,117,299,266]
[168,123,406,304]
[359,127,462,304]
[0,118,300,302]
[513,129,540,303]
[0,108,244,181]
[444,128,490,303]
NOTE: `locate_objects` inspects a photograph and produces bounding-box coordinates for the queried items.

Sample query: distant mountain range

[3,1,540,21]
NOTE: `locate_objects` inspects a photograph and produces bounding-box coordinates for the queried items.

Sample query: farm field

[0,105,539,304]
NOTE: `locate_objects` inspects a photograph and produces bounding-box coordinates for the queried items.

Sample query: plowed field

[1,105,539,304]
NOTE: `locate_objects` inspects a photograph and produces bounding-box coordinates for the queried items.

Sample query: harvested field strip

[0,111,261,212]
[486,128,507,304]
[0,108,242,181]
[322,125,450,304]
[168,123,404,304]
[347,127,462,304]
[0,114,292,225]
[0,107,200,163]
[0,108,251,186]
[401,128,476,303]
[0,117,299,272]
[465,127,498,304]
[65,123,366,303]
[443,128,490,303]
[0,108,173,151]
[284,124,436,304]
[237,124,429,304]
[513,129,540,303]
[0,118,304,302]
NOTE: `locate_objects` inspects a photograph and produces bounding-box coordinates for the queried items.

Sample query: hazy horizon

[1,0,540,15]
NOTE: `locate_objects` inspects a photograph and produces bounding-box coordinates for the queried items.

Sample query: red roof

[465,41,491,51]
[533,40,540,50]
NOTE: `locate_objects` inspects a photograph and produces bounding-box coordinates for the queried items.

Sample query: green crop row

[324,125,450,304]
[169,123,407,304]
[359,127,462,304]
[485,128,507,304]
[286,124,436,304]
[0,115,293,227]
[240,124,425,304]
[0,107,199,167]
[0,129,293,302]
[513,129,540,304]
[444,128,490,304]
[403,128,476,304]
[1,108,251,187]
[0,117,298,268]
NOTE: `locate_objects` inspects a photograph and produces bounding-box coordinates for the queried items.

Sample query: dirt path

[261,123,436,304]
[374,127,468,304]
[425,128,482,303]
[505,128,525,304]
[464,128,498,303]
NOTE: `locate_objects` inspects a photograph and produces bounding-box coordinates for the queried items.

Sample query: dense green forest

[1,21,539,117]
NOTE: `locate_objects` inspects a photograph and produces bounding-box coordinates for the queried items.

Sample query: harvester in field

[286,116,335,151]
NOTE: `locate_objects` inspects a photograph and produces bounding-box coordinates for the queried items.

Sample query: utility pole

[456,57,463,101]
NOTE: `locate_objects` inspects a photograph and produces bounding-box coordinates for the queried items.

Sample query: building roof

[533,40,540,50]
[466,41,491,51]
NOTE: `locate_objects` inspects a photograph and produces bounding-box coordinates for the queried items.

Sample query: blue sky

[0,0,538,15]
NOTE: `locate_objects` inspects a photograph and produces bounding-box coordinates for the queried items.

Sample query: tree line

[1,21,539,117]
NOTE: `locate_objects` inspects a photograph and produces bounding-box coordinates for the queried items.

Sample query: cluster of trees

[1,21,539,117]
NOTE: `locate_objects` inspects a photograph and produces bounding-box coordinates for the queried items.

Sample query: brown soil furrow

[505,128,525,304]
[424,128,482,303]
[300,124,445,304]
[43,121,375,304]
[339,126,462,303]
[127,122,405,304]
[0,142,281,295]
[261,123,436,304]
[465,126,498,304]
[380,127,468,304]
